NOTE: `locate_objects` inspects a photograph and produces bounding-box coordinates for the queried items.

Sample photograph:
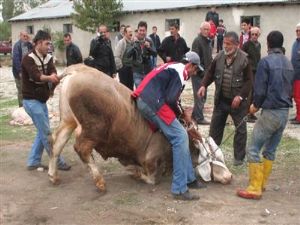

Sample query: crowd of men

[12,7,300,201]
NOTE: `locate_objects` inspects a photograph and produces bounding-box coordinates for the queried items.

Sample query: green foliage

[52,31,65,52]
[1,0,14,21]
[72,0,123,33]
[0,21,11,41]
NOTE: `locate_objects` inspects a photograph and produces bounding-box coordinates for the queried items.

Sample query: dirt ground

[0,65,300,225]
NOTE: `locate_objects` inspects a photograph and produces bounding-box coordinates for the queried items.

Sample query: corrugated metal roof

[9,0,293,22]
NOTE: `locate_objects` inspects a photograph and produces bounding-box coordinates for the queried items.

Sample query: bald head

[20,31,29,42]
[200,21,211,37]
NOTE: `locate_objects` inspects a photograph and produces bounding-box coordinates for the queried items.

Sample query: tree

[72,0,123,33]
[1,0,15,21]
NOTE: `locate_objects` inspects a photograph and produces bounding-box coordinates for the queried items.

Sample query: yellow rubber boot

[237,163,263,199]
[262,158,273,191]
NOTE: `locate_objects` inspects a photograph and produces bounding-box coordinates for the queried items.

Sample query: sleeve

[148,39,157,57]
[238,61,253,99]
[158,39,167,63]
[183,39,190,54]
[109,47,117,74]
[114,40,124,70]
[201,58,217,87]
[47,57,57,75]
[12,42,22,75]
[21,56,43,82]
[74,46,83,64]
[253,59,268,108]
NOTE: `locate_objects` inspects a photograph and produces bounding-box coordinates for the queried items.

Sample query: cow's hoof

[49,175,61,185]
[95,180,106,192]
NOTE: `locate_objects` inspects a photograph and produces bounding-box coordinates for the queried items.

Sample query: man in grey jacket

[191,21,213,125]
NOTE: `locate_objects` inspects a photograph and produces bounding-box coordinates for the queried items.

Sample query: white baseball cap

[183,51,204,71]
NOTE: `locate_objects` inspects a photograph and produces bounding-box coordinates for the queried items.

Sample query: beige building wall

[120,4,300,58]
[10,3,300,63]
[11,18,95,64]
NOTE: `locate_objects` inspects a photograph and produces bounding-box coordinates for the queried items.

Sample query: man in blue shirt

[237,31,294,200]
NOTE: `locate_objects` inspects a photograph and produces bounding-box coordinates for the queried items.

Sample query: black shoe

[290,120,300,125]
[172,190,200,201]
[187,180,207,189]
[233,159,244,166]
[58,163,71,171]
[27,164,48,171]
[197,119,210,125]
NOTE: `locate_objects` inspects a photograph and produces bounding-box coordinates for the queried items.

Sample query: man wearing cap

[132,51,205,201]
[198,31,253,166]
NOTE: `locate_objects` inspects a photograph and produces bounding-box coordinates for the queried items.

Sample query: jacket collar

[268,48,283,55]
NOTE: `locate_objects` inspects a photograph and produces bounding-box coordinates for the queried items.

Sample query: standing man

[89,24,116,77]
[12,31,33,107]
[239,18,251,48]
[205,6,219,28]
[115,24,125,47]
[132,52,205,201]
[290,23,300,125]
[21,30,71,171]
[128,21,157,87]
[191,21,213,125]
[198,32,253,166]
[216,19,226,53]
[242,27,261,123]
[63,33,83,66]
[237,31,294,199]
[149,26,161,67]
[114,25,134,90]
[158,23,190,63]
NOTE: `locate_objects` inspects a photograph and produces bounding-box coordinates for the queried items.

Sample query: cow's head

[180,108,232,185]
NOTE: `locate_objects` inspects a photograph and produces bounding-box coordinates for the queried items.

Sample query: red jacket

[209,21,217,39]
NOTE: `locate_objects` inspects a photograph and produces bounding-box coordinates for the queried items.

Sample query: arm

[114,39,124,70]
[239,61,253,100]
[158,39,167,63]
[147,39,157,57]
[201,58,217,87]
[253,59,268,108]
[12,42,22,75]
[74,46,83,64]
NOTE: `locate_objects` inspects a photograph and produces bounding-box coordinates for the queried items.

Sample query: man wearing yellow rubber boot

[237,31,294,200]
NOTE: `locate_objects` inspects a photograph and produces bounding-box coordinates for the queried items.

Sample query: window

[240,16,260,27]
[63,24,73,33]
[26,25,34,34]
[165,19,180,31]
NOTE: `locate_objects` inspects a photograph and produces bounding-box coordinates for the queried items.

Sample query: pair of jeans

[133,72,146,88]
[247,109,289,162]
[151,56,157,68]
[209,100,248,161]
[23,99,66,167]
[191,75,206,122]
[136,98,196,194]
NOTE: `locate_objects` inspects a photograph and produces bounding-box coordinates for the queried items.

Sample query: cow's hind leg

[48,122,76,184]
[74,139,106,192]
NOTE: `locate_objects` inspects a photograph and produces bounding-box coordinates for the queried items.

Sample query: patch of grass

[113,192,140,206]
[0,98,18,115]
[0,114,35,141]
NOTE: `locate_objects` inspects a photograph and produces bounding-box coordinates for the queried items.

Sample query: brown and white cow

[48,64,231,192]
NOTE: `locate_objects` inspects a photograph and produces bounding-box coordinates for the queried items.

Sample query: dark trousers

[209,100,248,161]
[118,66,133,90]
[217,36,223,53]
[191,75,206,122]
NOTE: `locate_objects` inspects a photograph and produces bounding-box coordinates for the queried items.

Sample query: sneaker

[172,190,200,201]
[233,159,244,166]
[187,180,207,189]
[58,163,71,171]
[196,119,210,125]
[290,120,300,125]
[27,164,48,171]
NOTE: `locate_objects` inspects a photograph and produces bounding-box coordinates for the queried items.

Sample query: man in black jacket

[191,21,213,125]
[149,26,161,67]
[158,23,189,63]
[89,25,116,77]
[63,33,83,66]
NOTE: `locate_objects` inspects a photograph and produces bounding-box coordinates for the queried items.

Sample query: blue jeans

[151,56,157,68]
[247,109,289,162]
[136,98,196,194]
[133,72,146,88]
[23,99,66,167]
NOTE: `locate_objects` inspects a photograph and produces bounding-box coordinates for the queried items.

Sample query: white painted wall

[11,3,300,63]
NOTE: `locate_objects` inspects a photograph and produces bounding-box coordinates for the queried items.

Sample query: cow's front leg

[48,122,76,185]
[74,139,106,192]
